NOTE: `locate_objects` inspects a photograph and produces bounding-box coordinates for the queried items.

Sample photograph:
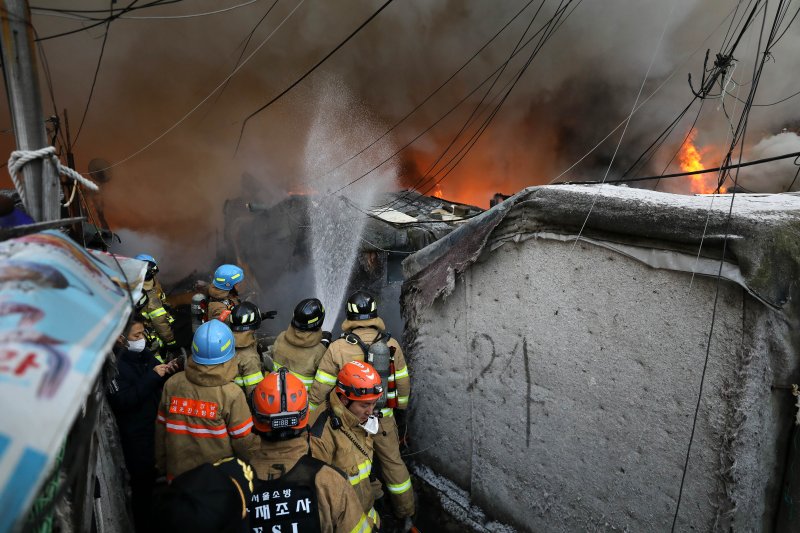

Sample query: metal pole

[0,0,61,221]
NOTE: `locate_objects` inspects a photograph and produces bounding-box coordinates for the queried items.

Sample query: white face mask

[128,338,147,353]
[360,415,380,435]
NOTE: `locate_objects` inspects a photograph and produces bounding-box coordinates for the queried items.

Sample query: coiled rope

[7,146,99,209]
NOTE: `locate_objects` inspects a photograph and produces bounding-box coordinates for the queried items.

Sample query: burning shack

[219,188,482,336]
[401,184,800,532]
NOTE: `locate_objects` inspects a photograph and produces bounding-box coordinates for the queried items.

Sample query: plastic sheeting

[0,231,144,533]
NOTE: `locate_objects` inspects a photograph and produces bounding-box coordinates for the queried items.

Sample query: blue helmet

[134,253,157,265]
[212,264,244,290]
[191,320,235,365]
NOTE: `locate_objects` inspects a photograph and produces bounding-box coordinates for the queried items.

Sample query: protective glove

[321,330,332,348]
[260,309,277,320]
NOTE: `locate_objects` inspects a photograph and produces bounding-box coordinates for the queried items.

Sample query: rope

[7,146,98,210]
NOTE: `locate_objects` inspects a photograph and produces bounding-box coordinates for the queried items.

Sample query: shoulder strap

[309,409,331,438]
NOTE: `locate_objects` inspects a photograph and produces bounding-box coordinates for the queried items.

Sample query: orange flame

[678,129,716,194]
[431,184,444,198]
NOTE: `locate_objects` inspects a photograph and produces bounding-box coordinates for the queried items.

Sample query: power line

[33,0,184,41]
[562,150,800,185]
[85,0,306,177]
[297,0,541,191]
[325,0,580,201]
[71,0,121,149]
[235,0,395,152]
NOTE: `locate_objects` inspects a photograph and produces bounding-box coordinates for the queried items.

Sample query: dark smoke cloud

[0,0,797,281]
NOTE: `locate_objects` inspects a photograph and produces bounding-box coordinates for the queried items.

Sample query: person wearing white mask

[108,316,178,532]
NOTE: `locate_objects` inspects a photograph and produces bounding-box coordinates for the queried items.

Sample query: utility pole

[0,0,61,221]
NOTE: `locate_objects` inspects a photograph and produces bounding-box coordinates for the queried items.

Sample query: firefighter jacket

[142,278,176,348]
[309,317,410,417]
[309,391,379,524]
[233,330,264,395]
[155,357,257,480]
[207,285,240,322]
[248,435,372,532]
[272,325,327,391]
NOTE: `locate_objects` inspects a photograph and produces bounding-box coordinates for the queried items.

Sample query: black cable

[71,0,122,149]
[34,0,182,41]
[671,2,783,529]
[564,150,800,185]
[208,0,279,108]
[235,0,395,152]
[303,0,541,188]
[328,0,579,202]
[403,0,580,202]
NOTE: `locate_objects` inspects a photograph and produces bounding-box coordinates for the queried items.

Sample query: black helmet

[135,291,149,312]
[345,291,377,321]
[230,301,262,332]
[291,298,325,331]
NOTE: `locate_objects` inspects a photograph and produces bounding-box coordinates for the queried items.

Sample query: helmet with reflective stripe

[291,298,325,331]
[336,360,383,401]
[135,291,149,312]
[230,301,261,332]
[135,254,159,281]
[251,368,309,434]
[191,320,235,365]
[345,290,377,321]
[212,264,244,290]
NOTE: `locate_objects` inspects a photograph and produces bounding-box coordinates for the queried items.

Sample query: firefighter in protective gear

[310,361,383,528]
[208,264,244,322]
[247,369,372,532]
[272,298,329,391]
[134,290,166,364]
[155,320,256,480]
[309,291,415,520]
[135,254,178,355]
[228,301,266,394]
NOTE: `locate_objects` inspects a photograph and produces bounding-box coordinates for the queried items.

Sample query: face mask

[360,415,380,435]
[128,338,147,353]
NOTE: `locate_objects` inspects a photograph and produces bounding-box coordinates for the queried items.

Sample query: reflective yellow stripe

[220,339,232,352]
[387,391,397,399]
[397,396,409,406]
[394,366,409,379]
[379,407,394,418]
[149,307,168,318]
[350,513,371,533]
[368,507,380,529]
[314,369,337,386]
[166,340,177,346]
[348,460,372,486]
[309,402,319,411]
[234,372,263,387]
[155,354,165,364]
[386,477,412,495]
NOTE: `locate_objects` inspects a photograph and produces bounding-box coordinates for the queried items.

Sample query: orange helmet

[336,361,384,401]
[251,369,309,434]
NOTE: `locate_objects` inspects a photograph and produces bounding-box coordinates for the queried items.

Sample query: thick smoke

[0,0,798,281]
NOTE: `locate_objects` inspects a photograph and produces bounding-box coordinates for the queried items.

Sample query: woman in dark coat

[108,317,177,532]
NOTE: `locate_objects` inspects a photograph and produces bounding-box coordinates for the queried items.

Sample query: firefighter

[309,291,415,523]
[135,254,179,357]
[228,301,267,395]
[272,298,331,391]
[208,264,244,322]
[310,361,383,528]
[134,290,166,363]
[248,368,372,532]
[155,320,256,480]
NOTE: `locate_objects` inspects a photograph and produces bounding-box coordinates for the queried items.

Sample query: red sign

[168,397,218,419]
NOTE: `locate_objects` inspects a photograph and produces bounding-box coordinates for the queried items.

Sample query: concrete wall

[405,236,792,531]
